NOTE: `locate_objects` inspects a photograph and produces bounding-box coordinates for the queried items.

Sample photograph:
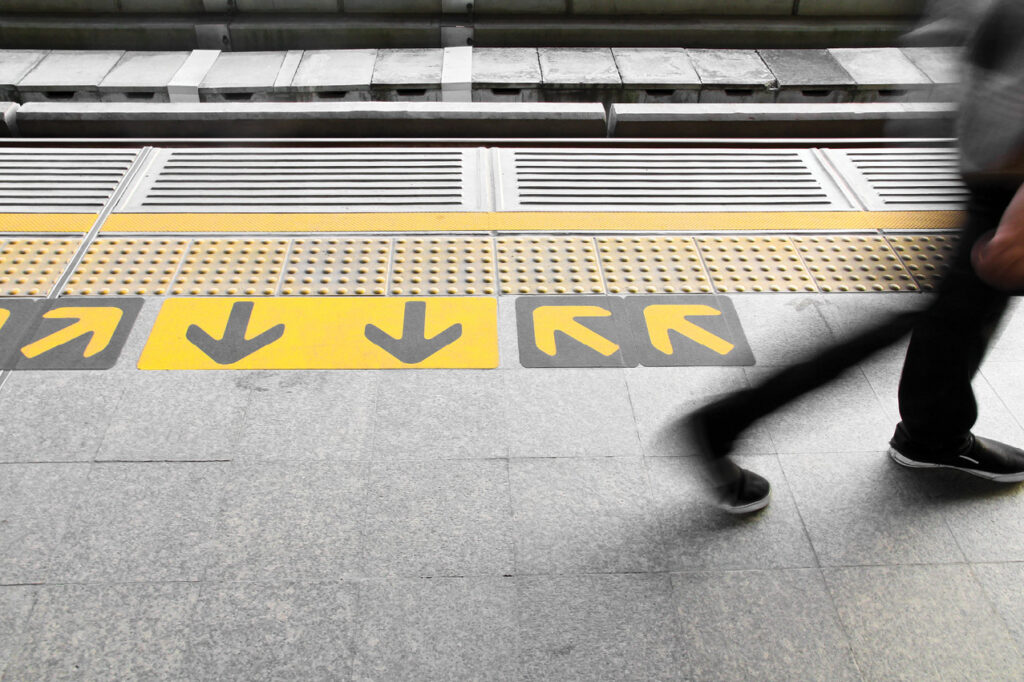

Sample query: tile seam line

[0,147,154,395]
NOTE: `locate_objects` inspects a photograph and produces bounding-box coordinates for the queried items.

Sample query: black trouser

[710,184,1016,452]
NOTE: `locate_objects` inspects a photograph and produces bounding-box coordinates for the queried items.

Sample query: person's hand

[972,185,1024,290]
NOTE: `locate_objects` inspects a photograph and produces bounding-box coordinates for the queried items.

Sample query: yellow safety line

[100,211,966,234]
[0,213,96,233]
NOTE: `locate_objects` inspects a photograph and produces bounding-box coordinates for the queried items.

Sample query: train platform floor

[3,287,1024,680]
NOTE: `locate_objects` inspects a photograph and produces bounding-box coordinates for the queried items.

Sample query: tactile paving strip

[391,237,497,296]
[0,238,80,296]
[886,233,959,291]
[497,236,605,295]
[598,236,713,294]
[280,238,390,296]
[794,235,918,292]
[697,236,817,293]
[65,238,189,296]
[172,238,290,296]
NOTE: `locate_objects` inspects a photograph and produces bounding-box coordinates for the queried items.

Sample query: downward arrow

[185,301,285,365]
[365,301,462,364]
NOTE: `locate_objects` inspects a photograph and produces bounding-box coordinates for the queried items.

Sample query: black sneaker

[888,422,1024,483]
[686,407,771,514]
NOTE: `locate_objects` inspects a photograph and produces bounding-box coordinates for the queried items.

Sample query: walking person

[688,0,1024,513]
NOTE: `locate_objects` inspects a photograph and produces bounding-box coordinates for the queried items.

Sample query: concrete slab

[5,583,198,681]
[200,51,288,101]
[972,563,1024,655]
[167,49,219,103]
[362,460,514,577]
[0,586,35,676]
[537,48,621,87]
[371,48,443,100]
[902,46,963,101]
[687,49,775,103]
[16,50,123,102]
[759,48,855,103]
[673,569,860,681]
[612,48,700,103]
[0,464,90,584]
[186,581,357,680]
[0,102,16,136]
[829,47,932,102]
[824,565,1023,679]
[472,48,541,102]
[574,0,791,12]
[98,51,191,102]
[0,50,48,99]
[290,49,377,101]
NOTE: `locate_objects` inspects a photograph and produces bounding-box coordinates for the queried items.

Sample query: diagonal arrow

[185,301,285,365]
[21,307,123,359]
[643,304,734,356]
[533,305,619,357]
[365,300,462,364]
[0,308,9,332]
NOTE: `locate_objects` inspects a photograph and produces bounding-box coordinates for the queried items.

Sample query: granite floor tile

[106,296,158,373]
[231,370,378,462]
[815,293,923,367]
[984,297,1024,363]
[672,569,859,681]
[48,462,226,583]
[746,366,892,454]
[972,562,1024,654]
[5,582,198,681]
[517,573,683,682]
[0,586,36,678]
[96,372,249,461]
[0,463,91,584]
[362,459,513,577]
[186,581,357,681]
[0,372,124,462]
[369,370,510,460]
[351,577,518,682]
[981,361,1024,436]
[498,295,520,370]
[824,564,1023,680]
[730,294,836,366]
[647,455,817,570]
[509,457,663,574]
[504,369,641,458]
[207,462,368,581]
[780,451,964,566]
[624,366,774,458]
[926,473,1024,562]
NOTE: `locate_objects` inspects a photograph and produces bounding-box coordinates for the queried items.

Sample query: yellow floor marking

[533,306,620,357]
[21,307,124,359]
[0,214,95,233]
[0,308,9,332]
[643,305,734,356]
[102,211,965,234]
[139,297,498,370]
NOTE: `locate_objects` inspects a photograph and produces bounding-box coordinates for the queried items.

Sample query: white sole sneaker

[888,447,1024,483]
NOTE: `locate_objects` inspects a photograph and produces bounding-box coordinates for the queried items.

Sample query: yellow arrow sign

[20,307,124,359]
[533,305,620,357]
[643,304,735,356]
[0,308,9,332]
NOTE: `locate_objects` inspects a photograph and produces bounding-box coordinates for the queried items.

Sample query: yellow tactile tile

[171,238,289,296]
[598,236,713,294]
[64,238,189,296]
[0,238,80,296]
[280,238,390,296]
[390,237,496,296]
[697,236,817,293]
[886,233,959,291]
[794,235,918,292]
[497,236,605,295]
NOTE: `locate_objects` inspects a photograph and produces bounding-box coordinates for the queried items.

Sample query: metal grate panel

[495,148,854,212]
[0,149,138,213]
[822,147,967,211]
[117,148,482,213]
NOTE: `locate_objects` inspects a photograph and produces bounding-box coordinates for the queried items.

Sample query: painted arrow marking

[0,308,9,332]
[21,307,123,359]
[365,300,462,364]
[185,301,285,365]
[533,305,619,357]
[643,304,734,356]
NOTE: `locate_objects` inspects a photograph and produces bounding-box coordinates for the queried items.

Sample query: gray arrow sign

[365,300,462,364]
[186,301,285,365]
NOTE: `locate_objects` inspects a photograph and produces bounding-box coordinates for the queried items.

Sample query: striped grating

[116,148,481,213]
[496,148,853,211]
[823,147,968,211]
[0,149,137,213]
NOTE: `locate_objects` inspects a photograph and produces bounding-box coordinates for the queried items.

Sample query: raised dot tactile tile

[598,236,713,295]
[886,233,958,291]
[497,236,605,295]
[0,238,80,296]
[65,238,189,296]
[390,237,496,296]
[698,236,817,293]
[794,235,918,293]
[172,238,289,296]
[280,237,390,296]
